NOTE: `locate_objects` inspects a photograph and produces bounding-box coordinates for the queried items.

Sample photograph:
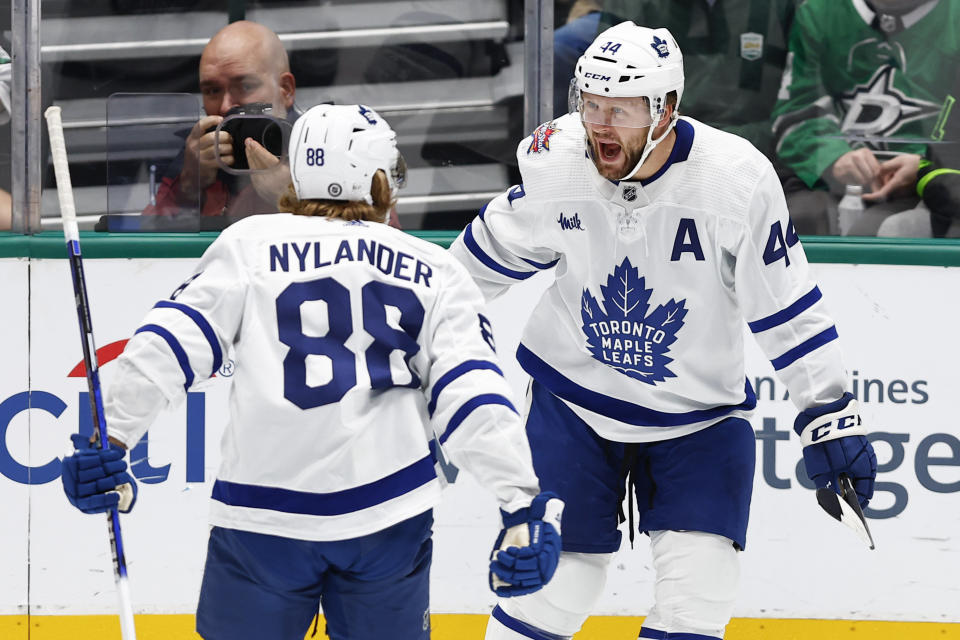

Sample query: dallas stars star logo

[839,65,941,148]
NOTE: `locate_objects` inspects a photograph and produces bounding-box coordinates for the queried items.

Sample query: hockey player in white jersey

[449,22,878,640]
[60,103,564,640]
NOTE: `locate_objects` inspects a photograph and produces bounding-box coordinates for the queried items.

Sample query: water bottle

[838,185,864,236]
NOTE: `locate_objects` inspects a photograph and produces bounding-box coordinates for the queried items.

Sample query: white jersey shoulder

[516,113,598,203]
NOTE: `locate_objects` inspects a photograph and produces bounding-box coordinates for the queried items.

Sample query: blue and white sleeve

[421,259,540,514]
[449,185,559,301]
[735,163,848,411]
[105,233,247,446]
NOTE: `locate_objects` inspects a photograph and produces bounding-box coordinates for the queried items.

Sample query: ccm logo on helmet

[584,73,611,81]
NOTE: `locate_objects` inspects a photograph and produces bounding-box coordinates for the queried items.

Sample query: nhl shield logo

[623,185,638,202]
[740,32,763,61]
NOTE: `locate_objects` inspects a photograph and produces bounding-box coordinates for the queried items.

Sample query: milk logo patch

[557,212,585,231]
[527,121,559,154]
[581,257,687,384]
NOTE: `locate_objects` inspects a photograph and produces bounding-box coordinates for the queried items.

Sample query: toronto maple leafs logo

[580,257,687,384]
[651,36,670,59]
[527,121,559,154]
[358,104,378,125]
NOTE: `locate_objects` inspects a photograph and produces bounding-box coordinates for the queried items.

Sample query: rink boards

[0,242,958,637]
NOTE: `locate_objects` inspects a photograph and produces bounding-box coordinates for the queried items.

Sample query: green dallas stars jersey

[771,0,960,189]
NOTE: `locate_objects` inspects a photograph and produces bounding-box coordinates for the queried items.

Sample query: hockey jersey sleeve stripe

[210,454,436,516]
[153,300,223,377]
[438,393,518,445]
[133,324,195,390]
[427,359,504,417]
[747,286,822,333]
[522,256,561,270]
[769,326,839,371]
[518,345,757,426]
[492,605,567,640]
[463,224,536,280]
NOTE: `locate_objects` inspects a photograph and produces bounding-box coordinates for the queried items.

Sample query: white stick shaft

[43,106,80,242]
[117,577,137,639]
[44,104,138,640]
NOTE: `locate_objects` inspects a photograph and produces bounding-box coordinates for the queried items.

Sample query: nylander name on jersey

[268,237,434,287]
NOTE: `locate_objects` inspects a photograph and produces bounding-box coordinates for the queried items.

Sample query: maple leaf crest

[580,257,687,385]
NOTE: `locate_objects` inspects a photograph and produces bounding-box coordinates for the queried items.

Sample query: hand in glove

[62,433,137,514]
[794,392,876,508]
[489,492,564,597]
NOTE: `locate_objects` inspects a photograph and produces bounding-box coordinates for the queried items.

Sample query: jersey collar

[639,118,694,187]
[583,117,695,205]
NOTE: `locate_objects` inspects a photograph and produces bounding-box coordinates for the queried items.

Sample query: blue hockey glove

[489,491,564,597]
[62,433,138,514]
[794,392,877,508]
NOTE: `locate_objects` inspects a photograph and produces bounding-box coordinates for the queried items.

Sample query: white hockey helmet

[573,23,684,180]
[573,22,684,128]
[289,103,406,204]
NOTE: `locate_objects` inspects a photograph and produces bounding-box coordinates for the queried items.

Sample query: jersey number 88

[276,277,424,409]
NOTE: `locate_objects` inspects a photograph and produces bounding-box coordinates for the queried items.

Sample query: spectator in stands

[143,20,297,220]
[553,1,604,119]
[875,75,960,237]
[0,189,10,232]
[771,0,960,236]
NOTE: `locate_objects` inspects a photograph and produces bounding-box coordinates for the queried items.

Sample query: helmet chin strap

[619,115,675,182]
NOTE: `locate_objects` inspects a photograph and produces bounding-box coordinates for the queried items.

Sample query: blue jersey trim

[640,119,694,186]
[428,360,504,417]
[439,394,517,445]
[517,344,757,427]
[491,606,567,640]
[748,286,822,333]
[154,300,223,377]
[463,224,535,281]
[478,202,489,221]
[211,455,436,516]
[507,184,526,204]
[770,326,839,371]
[522,256,561,270]
[134,324,194,390]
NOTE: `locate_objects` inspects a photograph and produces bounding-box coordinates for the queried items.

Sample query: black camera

[213,103,289,171]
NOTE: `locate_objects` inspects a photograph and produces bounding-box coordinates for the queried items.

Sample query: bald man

[145,21,297,220]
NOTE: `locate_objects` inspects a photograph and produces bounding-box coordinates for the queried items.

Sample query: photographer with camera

[143,20,297,221]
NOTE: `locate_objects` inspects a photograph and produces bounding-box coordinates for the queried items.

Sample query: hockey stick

[816,474,875,550]
[44,106,138,640]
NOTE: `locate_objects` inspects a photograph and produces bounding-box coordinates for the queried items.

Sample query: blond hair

[278,170,395,221]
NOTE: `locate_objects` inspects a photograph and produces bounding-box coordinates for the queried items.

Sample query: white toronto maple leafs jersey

[105,214,539,541]
[450,114,849,442]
